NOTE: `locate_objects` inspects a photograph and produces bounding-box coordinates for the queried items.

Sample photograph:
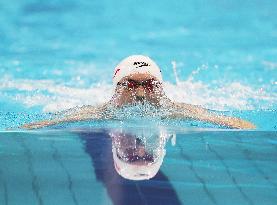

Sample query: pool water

[0,0,277,204]
[0,130,276,205]
[0,0,276,120]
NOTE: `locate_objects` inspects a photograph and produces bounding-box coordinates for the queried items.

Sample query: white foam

[0,75,113,112]
[164,80,276,110]
[0,73,276,113]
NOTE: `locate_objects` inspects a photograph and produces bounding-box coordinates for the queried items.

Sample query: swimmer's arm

[170,102,256,129]
[21,103,111,129]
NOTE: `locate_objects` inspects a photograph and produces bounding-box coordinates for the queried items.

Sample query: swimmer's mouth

[135,96,145,103]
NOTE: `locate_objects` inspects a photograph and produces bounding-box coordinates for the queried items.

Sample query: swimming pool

[1,129,276,205]
[0,0,276,204]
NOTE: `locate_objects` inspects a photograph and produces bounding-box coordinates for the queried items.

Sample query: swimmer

[22,55,256,129]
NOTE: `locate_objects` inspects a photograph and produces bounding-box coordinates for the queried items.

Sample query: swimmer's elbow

[21,120,58,130]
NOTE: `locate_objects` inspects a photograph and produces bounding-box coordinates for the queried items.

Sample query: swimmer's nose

[136,86,145,97]
[135,86,146,101]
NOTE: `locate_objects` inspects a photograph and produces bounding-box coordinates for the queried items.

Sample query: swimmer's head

[112,55,165,106]
[113,55,163,85]
[110,131,166,180]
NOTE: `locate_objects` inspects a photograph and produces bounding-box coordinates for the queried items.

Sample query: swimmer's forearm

[21,115,94,129]
[171,102,256,129]
[199,113,256,129]
[21,119,60,129]
[21,103,112,129]
[21,106,111,129]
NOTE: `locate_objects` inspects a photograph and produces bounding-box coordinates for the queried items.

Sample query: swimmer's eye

[142,79,161,91]
[117,79,161,91]
[117,81,136,90]
[127,80,137,90]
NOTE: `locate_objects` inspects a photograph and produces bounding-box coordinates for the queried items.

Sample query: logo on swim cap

[113,55,162,85]
[133,62,150,68]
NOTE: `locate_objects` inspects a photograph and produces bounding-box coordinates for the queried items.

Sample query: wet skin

[111,73,165,107]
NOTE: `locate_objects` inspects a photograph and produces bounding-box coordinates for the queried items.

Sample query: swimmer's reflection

[80,129,181,205]
[110,130,166,180]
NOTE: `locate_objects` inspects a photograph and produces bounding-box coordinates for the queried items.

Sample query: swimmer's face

[114,73,164,106]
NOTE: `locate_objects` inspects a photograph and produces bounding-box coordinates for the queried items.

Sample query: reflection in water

[80,128,181,205]
[110,129,167,180]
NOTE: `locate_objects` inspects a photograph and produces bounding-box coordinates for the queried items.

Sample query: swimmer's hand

[21,120,59,130]
[168,102,256,129]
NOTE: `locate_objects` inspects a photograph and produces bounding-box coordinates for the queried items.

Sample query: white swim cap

[113,55,163,85]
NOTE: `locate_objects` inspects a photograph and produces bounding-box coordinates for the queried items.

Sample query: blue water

[0,0,276,118]
[0,0,277,204]
[0,130,277,205]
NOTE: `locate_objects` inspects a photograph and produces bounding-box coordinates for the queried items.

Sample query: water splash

[0,72,276,113]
